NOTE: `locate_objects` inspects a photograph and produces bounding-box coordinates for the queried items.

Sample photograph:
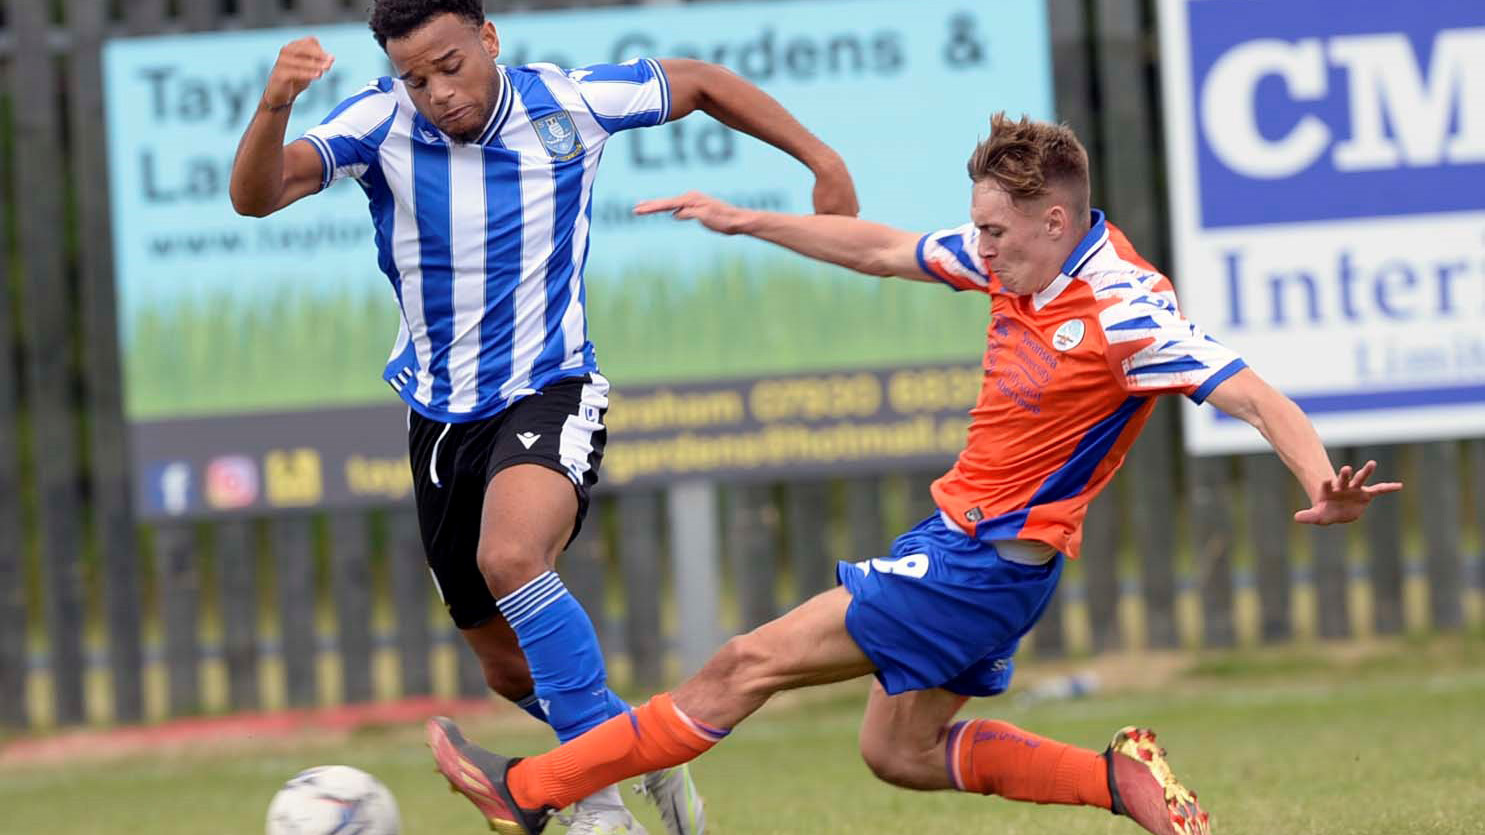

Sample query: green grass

[122,259,985,420]
[5,640,1483,834]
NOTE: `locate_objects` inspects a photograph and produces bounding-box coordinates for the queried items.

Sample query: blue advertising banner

[1158,0,1485,453]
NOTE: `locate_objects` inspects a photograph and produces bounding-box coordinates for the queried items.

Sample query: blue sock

[497,571,629,743]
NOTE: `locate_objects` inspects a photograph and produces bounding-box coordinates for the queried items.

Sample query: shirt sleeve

[566,58,670,135]
[915,224,992,293]
[299,78,398,191]
[1099,288,1247,403]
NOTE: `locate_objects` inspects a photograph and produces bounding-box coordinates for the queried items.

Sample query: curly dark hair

[369,0,485,48]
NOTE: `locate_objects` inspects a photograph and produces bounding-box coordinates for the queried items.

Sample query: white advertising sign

[1158,0,1485,453]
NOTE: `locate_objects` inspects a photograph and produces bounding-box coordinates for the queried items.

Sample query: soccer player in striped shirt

[424,113,1402,835]
[228,2,858,833]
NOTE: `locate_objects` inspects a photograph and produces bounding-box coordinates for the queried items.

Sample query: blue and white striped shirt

[299,59,671,422]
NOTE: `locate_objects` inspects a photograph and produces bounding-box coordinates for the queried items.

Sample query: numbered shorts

[836,514,1063,697]
[409,373,609,629]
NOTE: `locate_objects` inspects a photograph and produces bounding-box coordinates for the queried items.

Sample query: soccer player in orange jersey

[425,113,1401,835]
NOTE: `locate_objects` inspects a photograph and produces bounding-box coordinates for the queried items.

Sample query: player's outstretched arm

[659,59,858,217]
[229,37,335,217]
[636,191,936,282]
[1204,367,1402,525]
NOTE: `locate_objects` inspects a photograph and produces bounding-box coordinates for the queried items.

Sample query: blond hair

[967,112,1090,221]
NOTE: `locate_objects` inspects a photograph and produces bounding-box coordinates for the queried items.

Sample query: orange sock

[508,692,726,810]
[947,719,1111,809]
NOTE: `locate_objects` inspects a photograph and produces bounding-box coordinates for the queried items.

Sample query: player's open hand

[810,155,859,217]
[1293,460,1402,525]
[264,37,335,109]
[634,192,749,235]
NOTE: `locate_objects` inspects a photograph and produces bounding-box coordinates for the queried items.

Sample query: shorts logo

[517,431,541,450]
[1052,319,1085,351]
[534,112,583,161]
[965,507,985,523]
[854,553,930,579]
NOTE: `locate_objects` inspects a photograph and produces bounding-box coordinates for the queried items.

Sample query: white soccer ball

[265,765,401,835]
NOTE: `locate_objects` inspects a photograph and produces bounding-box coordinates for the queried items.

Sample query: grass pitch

[4,636,1482,835]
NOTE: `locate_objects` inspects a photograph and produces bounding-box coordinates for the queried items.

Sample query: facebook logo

[145,460,195,517]
[1187,0,1485,227]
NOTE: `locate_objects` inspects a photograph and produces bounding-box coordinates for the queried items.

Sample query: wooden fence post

[1048,0,1098,138]
[1419,442,1464,630]
[1191,456,1235,647]
[1032,586,1067,658]
[157,524,202,716]
[330,512,374,704]
[0,20,28,725]
[274,516,319,707]
[617,491,664,689]
[237,0,283,28]
[124,0,167,32]
[1358,445,1404,635]
[1245,454,1293,642]
[0,200,24,725]
[728,484,779,632]
[785,481,834,605]
[181,0,220,30]
[669,482,723,676]
[1132,406,1180,648]
[387,509,433,698]
[12,0,88,725]
[1093,0,1162,253]
[68,0,148,726]
[456,629,490,699]
[297,0,346,25]
[563,509,612,662]
[216,520,261,711]
[1310,449,1351,639]
[843,477,886,559]
[904,472,938,524]
[1081,483,1123,653]
[1473,441,1485,595]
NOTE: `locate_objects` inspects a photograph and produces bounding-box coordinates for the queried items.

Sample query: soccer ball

[265,765,401,835]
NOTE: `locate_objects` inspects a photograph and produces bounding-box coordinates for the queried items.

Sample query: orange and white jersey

[915,210,1245,558]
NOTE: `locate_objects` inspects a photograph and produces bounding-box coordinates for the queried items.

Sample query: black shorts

[408,373,609,629]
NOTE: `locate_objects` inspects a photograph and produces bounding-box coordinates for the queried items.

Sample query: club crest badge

[1052,319,1086,351]
[534,112,583,161]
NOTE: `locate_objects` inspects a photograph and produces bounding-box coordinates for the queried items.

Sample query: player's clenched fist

[263,37,335,110]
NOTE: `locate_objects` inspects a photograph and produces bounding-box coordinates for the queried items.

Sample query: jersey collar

[1031,209,1108,310]
[476,64,514,146]
[1059,208,1108,277]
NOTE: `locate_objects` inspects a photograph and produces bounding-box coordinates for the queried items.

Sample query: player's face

[386,14,502,143]
[969,181,1071,296]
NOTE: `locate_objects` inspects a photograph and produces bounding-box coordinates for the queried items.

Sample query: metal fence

[0,0,1480,730]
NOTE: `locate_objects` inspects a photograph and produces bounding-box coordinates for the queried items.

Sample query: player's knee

[475,537,548,593]
[859,735,913,787]
[859,730,942,789]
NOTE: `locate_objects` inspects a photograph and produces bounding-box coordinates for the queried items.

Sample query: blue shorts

[837,514,1063,697]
